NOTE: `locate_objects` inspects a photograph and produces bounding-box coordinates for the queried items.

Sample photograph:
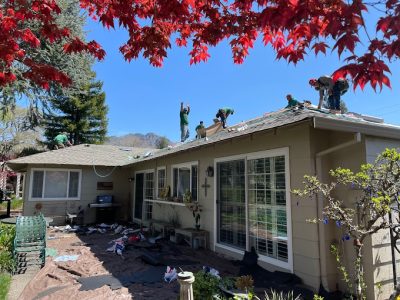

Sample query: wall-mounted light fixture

[128,177,135,182]
[206,166,214,177]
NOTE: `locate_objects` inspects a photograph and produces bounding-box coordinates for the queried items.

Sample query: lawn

[0,273,11,300]
[0,198,23,211]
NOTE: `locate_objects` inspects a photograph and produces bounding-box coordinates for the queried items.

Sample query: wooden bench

[141,219,175,237]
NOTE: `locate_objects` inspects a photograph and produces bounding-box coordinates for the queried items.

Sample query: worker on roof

[309,76,349,113]
[216,107,234,129]
[309,75,334,109]
[180,102,190,142]
[195,121,205,139]
[53,132,72,150]
[285,94,302,109]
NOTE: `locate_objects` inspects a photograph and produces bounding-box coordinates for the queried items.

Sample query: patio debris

[54,254,79,262]
[57,264,84,277]
[31,285,68,300]
[45,248,58,257]
[78,267,166,291]
[114,225,124,234]
[148,234,163,244]
[164,266,178,283]
[137,249,198,267]
[70,241,92,247]
[203,266,220,279]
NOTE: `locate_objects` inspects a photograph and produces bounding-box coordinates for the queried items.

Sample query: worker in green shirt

[216,107,234,128]
[180,102,190,142]
[53,132,72,150]
[285,94,302,109]
[195,121,205,139]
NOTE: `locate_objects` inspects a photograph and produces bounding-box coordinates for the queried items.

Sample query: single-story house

[7,108,400,299]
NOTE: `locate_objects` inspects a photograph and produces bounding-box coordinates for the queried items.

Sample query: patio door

[217,159,246,250]
[134,173,144,220]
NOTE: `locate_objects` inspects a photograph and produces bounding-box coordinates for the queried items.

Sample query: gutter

[313,116,400,140]
[314,131,362,291]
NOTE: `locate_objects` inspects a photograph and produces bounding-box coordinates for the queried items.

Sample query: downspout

[314,130,361,291]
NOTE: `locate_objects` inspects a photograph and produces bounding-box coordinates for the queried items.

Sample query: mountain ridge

[105,132,173,149]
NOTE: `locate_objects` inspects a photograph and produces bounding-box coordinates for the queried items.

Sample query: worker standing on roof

[285,94,302,109]
[216,107,234,129]
[53,132,72,150]
[180,102,190,142]
[195,121,205,139]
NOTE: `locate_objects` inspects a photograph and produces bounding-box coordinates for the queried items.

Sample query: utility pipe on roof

[314,132,361,291]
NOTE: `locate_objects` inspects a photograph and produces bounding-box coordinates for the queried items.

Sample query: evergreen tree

[43,79,108,145]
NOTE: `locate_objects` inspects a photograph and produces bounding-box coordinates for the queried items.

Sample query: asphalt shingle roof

[7,108,400,170]
[7,144,154,170]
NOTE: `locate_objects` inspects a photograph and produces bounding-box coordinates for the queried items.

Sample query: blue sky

[86,16,400,142]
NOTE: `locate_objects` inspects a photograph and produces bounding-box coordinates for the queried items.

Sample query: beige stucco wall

[310,134,400,300]
[364,137,400,300]
[22,164,131,224]
[129,122,324,290]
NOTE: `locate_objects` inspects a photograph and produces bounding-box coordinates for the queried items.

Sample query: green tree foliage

[43,79,108,146]
[156,136,169,149]
[0,106,43,160]
[293,148,400,299]
[0,0,93,125]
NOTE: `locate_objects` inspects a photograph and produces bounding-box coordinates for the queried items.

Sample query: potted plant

[183,190,202,229]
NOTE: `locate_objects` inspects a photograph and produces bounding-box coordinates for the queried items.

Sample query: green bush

[193,271,221,300]
[0,224,15,273]
[0,273,11,300]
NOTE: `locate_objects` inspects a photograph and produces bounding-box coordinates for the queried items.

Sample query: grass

[0,273,11,300]
[0,198,23,211]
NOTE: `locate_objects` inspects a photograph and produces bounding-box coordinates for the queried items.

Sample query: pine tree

[43,79,108,146]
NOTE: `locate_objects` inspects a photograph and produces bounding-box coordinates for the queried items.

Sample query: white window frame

[171,161,198,201]
[29,168,82,201]
[213,147,293,272]
[156,166,166,199]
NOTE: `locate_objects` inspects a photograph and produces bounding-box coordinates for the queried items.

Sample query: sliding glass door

[217,160,246,250]
[216,150,290,268]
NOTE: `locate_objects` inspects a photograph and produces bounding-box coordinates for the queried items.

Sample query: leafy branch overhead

[1,0,400,91]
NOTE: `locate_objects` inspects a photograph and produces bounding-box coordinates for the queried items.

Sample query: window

[172,162,198,200]
[157,168,166,198]
[30,169,81,200]
[216,149,291,270]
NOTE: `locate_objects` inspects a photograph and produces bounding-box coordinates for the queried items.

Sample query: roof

[126,107,400,165]
[6,144,154,171]
[7,108,400,171]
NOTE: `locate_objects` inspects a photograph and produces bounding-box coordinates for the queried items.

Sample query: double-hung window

[30,169,81,200]
[172,162,198,201]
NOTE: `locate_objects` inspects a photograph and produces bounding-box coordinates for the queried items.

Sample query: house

[7,108,400,299]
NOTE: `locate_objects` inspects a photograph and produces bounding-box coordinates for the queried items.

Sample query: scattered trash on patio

[54,254,79,262]
[45,248,57,257]
[203,265,220,279]
[164,266,178,283]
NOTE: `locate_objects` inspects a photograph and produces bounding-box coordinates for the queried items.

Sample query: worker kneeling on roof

[53,132,72,150]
